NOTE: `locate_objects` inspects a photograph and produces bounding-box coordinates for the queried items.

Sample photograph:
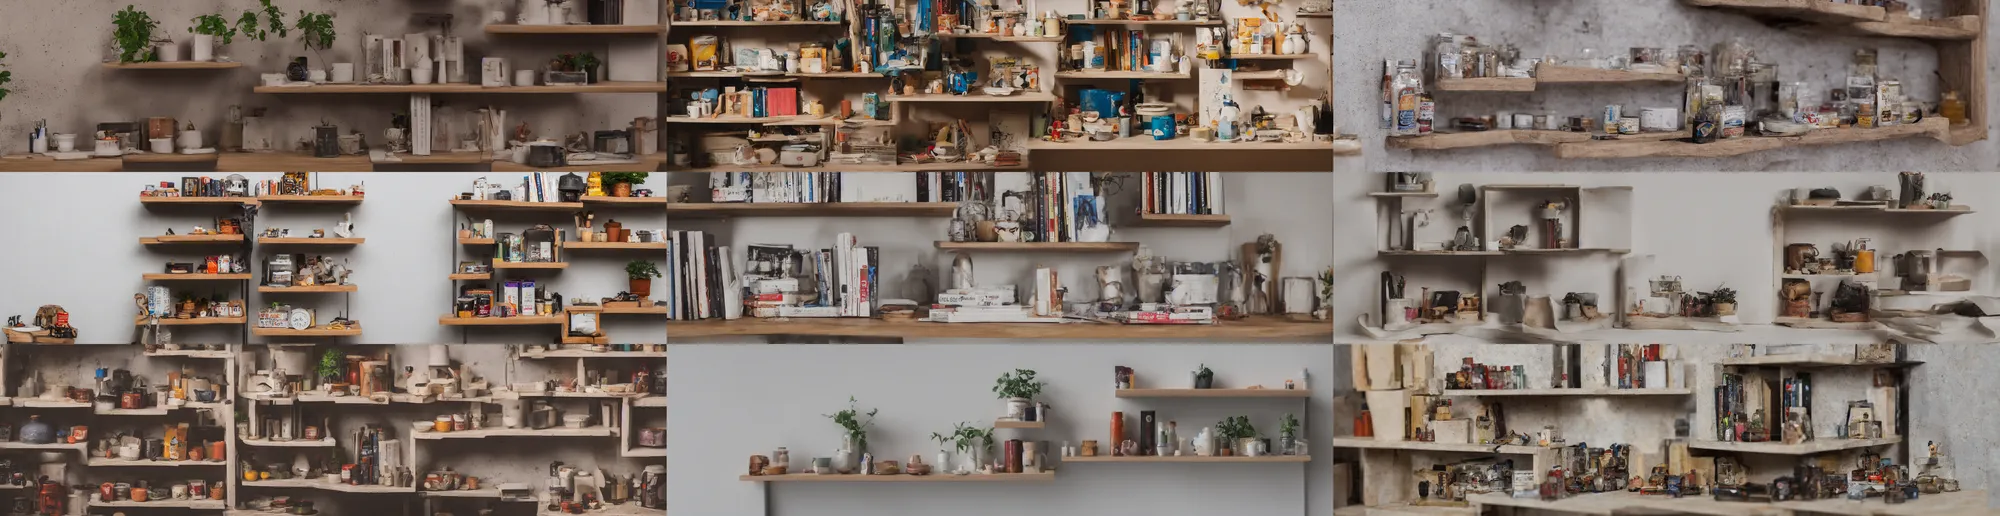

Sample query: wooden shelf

[484,24,666,34]
[1440,387,1692,397]
[374,151,487,165]
[1684,0,1883,23]
[1685,437,1900,455]
[1388,130,1590,150]
[256,195,364,204]
[669,315,1328,339]
[995,419,1045,429]
[491,154,665,172]
[1779,203,1974,215]
[788,71,889,79]
[125,153,219,164]
[1065,19,1222,26]
[258,285,358,293]
[254,81,666,94]
[664,161,1031,173]
[666,115,804,125]
[1553,118,1949,159]
[240,437,336,448]
[888,92,1059,103]
[668,202,959,218]
[1433,77,1536,92]
[103,61,243,70]
[742,472,1055,482]
[492,260,569,269]
[934,241,1141,252]
[937,34,1066,42]
[1534,64,1686,84]
[1029,138,1343,151]
[260,237,364,245]
[449,273,493,281]
[581,196,669,206]
[564,241,668,250]
[143,273,252,281]
[140,196,257,205]
[243,478,415,493]
[599,306,670,315]
[252,327,362,337]
[1056,70,1189,80]
[87,457,225,467]
[1368,191,1438,198]
[140,234,245,245]
[520,349,667,358]
[1718,353,1922,368]
[134,316,244,327]
[1330,437,1545,454]
[459,238,496,246]
[1115,388,1311,399]
[412,426,616,439]
[1378,249,1503,256]
[438,316,565,326]
[1850,14,1982,40]
[146,348,233,358]
[1225,53,1314,60]
[1065,455,1309,463]
[1129,213,1230,227]
[90,499,228,509]
[0,442,85,452]
[635,396,667,407]
[669,20,845,26]
[448,199,585,210]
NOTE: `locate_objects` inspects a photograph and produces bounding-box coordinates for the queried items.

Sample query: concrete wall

[0,0,660,156]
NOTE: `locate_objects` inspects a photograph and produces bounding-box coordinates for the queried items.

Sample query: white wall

[0,172,668,345]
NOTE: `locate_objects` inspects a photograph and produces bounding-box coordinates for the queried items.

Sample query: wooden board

[140,234,244,244]
[257,285,359,293]
[1849,14,1981,39]
[217,153,373,172]
[1063,19,1223,26]
[256,195,364,204]
[449,273,493,281]
[1128,213,1231,227]
[668,315,1330,339]
[103,61,243,69]
[1534,64,1685,84]
[887,92,1059,103]
[663,161,1030,173]
[581,196,669,205]
[1553,118,1948,159]
[140,196,256,205]
[448,200,586,210]
[134,317,245,327]
[1684,437,1900,455]
[1056,71,1191,80]
[260,237,364,245]
[741,472,1055,482]
[564,241,668,250]
[1029,138,1340,151]
[667,202,958,218]
[492,154,665,172]
[254,81,667,94]
[492,260,569,269]
[1064,455,1309,463]
[1683,0,1884,24]
[1387,130,1590,150]
[1329,437,1545,455]
[1439,388,1692,396]
[252,327,363,337]
[1432,77,1536,92]
[143,273,252,281]
[484,24,666,34]
[934,241,1140,252]
[437,316,565,326]
[124,153,220,164]
[669,20,845,26]
[936,34,1066,42]
[994,419,1045,429]
[1114,388,1311,398]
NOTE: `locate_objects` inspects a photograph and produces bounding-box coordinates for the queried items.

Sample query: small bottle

[1941,91,1967,125]
[1354,402,1374,437]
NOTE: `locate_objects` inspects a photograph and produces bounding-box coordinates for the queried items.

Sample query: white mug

[330,63,355,83]
[52,134,77,153]
[412,67,435,84]
[150,138,173,154]
[515,69,536,87]
[480,57,509,87]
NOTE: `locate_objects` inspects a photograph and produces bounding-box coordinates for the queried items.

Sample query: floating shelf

[1779,203,1974,215]
[1056,70,1189,80]
[1553,118,1950,159]
[600,306,670,315]
[1718,353,1922,368]
[1535,64,1685,84]
[1368,191,1438,198]
[1432,77,1536,92]
[491,155,665,172]
[448,273,493,281]
[1329,437,1545,455]
[664,161,1030,173]
[1029,138,1346,151]
[668,315,1329,339]
[666,115,803,125]
[937,33,1066,42]
[888,92,1059,103]
[459,238,496,246]
[1440,388,1693,397]
[1115,388,1311,399]
[134,316,245,327]
[252,327,363,337]
[564,241,668,250]
[140,196,257,205]
[413,426,617,440]
[256,195,364,204]
[1065,455,1309,463]
[581,196,669,206]
[668,202,959,218]
[1377,250,1503,257]
[243,478,415,493]
[484,24,666,34]
[260,237,364,245]
[520,349,668,359]
[90,499,228,509]
[635,396,667,408]
[0,442,86,451]
[143,273,252,281]
[103,61,243,70]
[257,285,359,293]
[669,20,845,26]
[240,437,336,448]
[1065,19,1223,26]
[14,399,91,409]
[934,241,1141,252]
[438,316,565,326]
[87,457,225,467]
[253,81,667,94]
[145,348,233,359]
[1129,213,1230,227]
[125,153,219,165]
[995,419,1045,429]
[1388,130,1591,150]
[1848,15,1982,40]
[492,260,569,269]
[1225,53,1314,60]
[448,199,585,210]
[1685,437,1901,455]
[140,234,245,245]
[742,472,1055,482]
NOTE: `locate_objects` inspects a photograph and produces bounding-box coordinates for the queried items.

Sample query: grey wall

[0,0,660,156]
[1333,0,2000,171]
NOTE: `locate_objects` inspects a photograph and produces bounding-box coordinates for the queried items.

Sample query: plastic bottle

[1392,60,1422,135]
[1217,95,1241,141]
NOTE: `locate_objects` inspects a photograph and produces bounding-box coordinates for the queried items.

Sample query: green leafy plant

[600,172,650,187]
[293,10,336,57]
[235,0,288,42]
[316,349,343,382]
[0,51,12,104]
[992,369,1046,400]
[1279,413,1299,439]
[1217,415,1257,441]
[930,422,994,454]
[1707,286,1738,305]
[191,13,237,44]
[824,396,877,450]
[113,5,161,63]
[626,260,662,280]
[579,52,602,81]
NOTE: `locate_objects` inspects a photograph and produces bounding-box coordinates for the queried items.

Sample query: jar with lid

[1430,33,1463,81]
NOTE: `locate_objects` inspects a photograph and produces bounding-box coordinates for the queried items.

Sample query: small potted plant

[824,396,876,472]
[626,260,661,298]
[317,349,345,392]
[1217,415,1257,456]
[113,5,161,63]
[292,10,336,81]
[992,369,1046,421]
[1278,413,1300,455]
[1708,286,1737,317]
[1316,267,1335,320]
[600,172,649,197]
[189,13,236,62]
[579,52,603,84]
[932,422,993,475]
[1192,364,1214,389]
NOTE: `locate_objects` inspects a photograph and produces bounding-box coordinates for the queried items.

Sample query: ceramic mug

[515,69,537,87]
[149,138,173,154]
[52,134,77,153]
[331,63,355,83]
[308,69,329,82]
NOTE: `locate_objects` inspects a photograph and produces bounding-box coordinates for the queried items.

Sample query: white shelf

[634,396,666,408]
[90,498,228,509]
[144,348,234,358]
[0,442,86,452]
[15,398,91,409]
[1684,437,1901,455]
[239,437,337,448]
[1439,387,1692,397]
[243,478,416,493]
[87,457,225,467]
[413,426,617,440]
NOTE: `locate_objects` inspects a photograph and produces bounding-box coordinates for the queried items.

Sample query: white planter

[331,63,355,83]
[935,451,953,473]
[156,41,182,62]
[191,35,213,62]
[308,69,330,83]
[1363,390,1409,442]
[1005,397,1030,420]
[1238,438,1262,457]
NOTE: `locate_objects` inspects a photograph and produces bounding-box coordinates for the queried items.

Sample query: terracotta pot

[630,278,652,298]
[613,182,633,197]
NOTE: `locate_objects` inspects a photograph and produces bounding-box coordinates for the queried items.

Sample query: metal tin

[188,481,207,498]
[120,392,144,410]
[1601,105,1622,135]
[143,438,164,459]
[113,483,131,501]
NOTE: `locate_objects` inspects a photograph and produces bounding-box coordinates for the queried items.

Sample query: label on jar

[1721,106,1746,138]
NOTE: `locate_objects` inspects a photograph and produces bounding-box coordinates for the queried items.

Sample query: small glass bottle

[1354,403,1374,437]
[1941,91,1967,125]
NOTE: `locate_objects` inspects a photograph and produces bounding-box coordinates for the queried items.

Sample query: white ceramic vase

[191,35,213,62]
[957,447,982,474]
[156,40,182,62]
[1005,398,1030,420]
[331,63,355,83]
[936,451,953,473]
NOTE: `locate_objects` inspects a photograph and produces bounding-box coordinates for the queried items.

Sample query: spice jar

[434,415,453,432]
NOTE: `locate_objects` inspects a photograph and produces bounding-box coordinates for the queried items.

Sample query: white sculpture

[1096,266,1126,310]
[952,252,975,291]
[333,212,355,238]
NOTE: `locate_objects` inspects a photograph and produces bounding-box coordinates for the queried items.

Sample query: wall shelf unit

[667,202,959,218]
[669,315,1330,339]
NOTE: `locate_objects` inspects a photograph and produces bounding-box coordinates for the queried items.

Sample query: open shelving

[253,82,668,94]
[667,202,958,218]
[484,24,667,35]
[668,315,1330,340]
[1064,455,1308,463]
[741,472,1054,482]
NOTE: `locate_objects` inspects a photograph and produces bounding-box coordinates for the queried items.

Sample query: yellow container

[691,36,720,71]
[1855,249,1875,274]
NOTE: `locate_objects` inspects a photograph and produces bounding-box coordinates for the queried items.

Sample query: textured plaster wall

[1332,0,2000,171]
[0,0,660,157]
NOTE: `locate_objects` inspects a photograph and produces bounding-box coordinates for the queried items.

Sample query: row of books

[705,172,992,204]
[667,230,737,321]
[667,230,881,320]
[1140,172,1226,215]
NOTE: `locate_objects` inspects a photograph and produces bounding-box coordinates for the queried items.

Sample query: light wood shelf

[934,241,1141,252]
[140,234,245,245]
[448,273,493,281]
[254,81,667,94]
[1056,70,1190,80]
[1718,353,1922,368]
[1553,118,1949,159]
[1533,64,1686,84]
[252,327,363,337]
[1684,0,1882,23]
[1849,14,1982,40]
[600,306,670,315]
[243,478,415,493]
[144,273,252,281]
[635,396,667,407]
[491,154,665,172]
[995,419,1045,429]
[564,241,668,250]
[87,457,226,467]
[256,194,364,204]
[937,34,1066,42]
[102,61,243,69]
[1029,138,1346,151]
[492,260,569,269]
[1440,387,1692,397]
[581,195,669,205]
[668,202,959,218]
[742,472,1055,482]
[438,315,565,326]
[139,196,257,205]
[412,426,616,439]
[1065,455,1309,463]
[1129,213,1230,227]
[1684,437,1900,455]
[668,315,1329,339]
[888,92,1059,103]
[1225,53,1314,60]
[1114,388,1311,398]
[1368,191,1438,198]
[125,153,219,164]
[1432,77,1536,92]
[1378,250,1503,257]
[666,115,803,125]
[459,238,496,246]
[449,199,586,210]
[1388,130,1590,150]
[258,285,358,293]
[1779,203,1973,215]
[664,161,1030,173]
[1329,436,1546,454]
[484,24,666,34]
[520,349,667,358]
[145,348,233,358]
[90,499,228,509]
[240,437,336,448]
[1065,19,1223,26]
[134,316,244,327]
[669,20,846,26]
[260,237,364,245]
